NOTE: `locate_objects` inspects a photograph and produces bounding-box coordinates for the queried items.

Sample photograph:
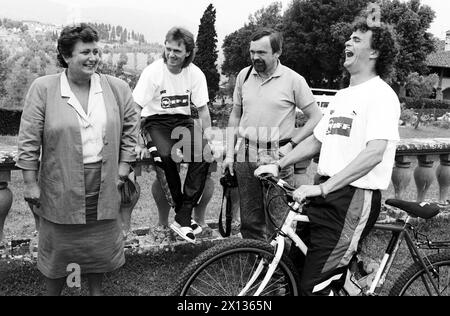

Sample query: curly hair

[351,19,398,79]
[57,23,99,68]
[163,27,196,68]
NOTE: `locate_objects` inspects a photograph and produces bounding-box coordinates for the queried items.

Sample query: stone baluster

[436,154,450,204]
[391,156,412,200]
[0,171,13,242]
[414,155,435,203]
[293,159,313,187]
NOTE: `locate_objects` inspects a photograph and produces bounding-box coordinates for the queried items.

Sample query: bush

[208,103,233,128]
[430,121,450,130]
[400,107,417,126]
[0,109,22,136]
[399,97,450,110]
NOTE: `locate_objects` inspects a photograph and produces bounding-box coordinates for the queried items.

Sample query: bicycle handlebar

[257,174,296,197]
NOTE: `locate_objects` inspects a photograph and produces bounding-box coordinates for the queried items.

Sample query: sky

[1,0,449,45]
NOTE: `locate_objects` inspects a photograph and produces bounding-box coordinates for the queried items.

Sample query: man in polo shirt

[255,19,400,296]
[223,28,322,241]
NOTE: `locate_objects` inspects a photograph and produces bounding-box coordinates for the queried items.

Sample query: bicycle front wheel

[171,239,299,296]
[389,252,450,296]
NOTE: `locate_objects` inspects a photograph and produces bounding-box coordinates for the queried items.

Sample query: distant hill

[0,17,164,72]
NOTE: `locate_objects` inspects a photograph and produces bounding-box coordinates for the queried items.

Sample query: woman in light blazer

[16,24,139,296]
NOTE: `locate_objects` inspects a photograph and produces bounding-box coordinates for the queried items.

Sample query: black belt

[244,138,291,151]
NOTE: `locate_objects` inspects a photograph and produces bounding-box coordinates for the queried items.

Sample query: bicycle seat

[385,199,440,220]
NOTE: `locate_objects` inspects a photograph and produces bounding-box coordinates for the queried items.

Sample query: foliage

[85,22,146,44]
[403,72,442,129]
[379,0,436,92]
[0,44,9,98]
[221,0,437,90]
[400,107,417,126]
[400,97,450,110]
[282,0,371,88]
[0,109,21,136]
[221,2,283,77]
[405,72,438,100]
[0,32,58,110]
[430,121,450,130]
[195,4,220,101]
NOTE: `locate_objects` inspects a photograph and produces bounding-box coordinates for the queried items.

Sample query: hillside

[0,17,164,72]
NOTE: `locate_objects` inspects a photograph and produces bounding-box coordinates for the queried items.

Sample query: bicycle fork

[238,236,286,296]
[238,211,309,296]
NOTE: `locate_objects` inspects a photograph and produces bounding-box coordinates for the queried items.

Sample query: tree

[0,44,9,100]
[282,0,371,88]
[195,4,220,101]
[405,72,438,129]
[111,27,116,42]
[221,2,283,77]
[379,0,436,95]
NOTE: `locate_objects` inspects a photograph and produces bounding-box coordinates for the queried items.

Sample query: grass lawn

[0,125,449,296]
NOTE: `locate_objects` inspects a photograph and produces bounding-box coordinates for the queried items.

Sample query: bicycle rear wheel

[171,239,299,296]
[389,252,450,296]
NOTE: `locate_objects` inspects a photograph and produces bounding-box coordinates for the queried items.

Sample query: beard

[252,59,266,73]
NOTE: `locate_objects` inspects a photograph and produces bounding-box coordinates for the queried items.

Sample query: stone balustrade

[1,138,450,245]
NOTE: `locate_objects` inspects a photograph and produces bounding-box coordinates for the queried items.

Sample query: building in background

[426,30,450,101]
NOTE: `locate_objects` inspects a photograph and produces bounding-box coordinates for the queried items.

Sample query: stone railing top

[1,138,450,170]
[396,138,450,156]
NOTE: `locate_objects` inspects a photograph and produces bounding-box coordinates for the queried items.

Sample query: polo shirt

[233,62,315,143]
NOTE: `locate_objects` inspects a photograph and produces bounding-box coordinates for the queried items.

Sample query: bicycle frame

[248,176,450,296]
[365,217,450,296]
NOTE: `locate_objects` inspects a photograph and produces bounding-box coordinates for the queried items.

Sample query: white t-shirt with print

[313,76,400,191]
[133,59,209,117]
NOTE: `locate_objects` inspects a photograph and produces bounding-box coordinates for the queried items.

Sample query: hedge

[400,97,450,110]
[0,109,22,136]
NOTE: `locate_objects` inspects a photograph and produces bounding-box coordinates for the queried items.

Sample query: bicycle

[170,175,450,296]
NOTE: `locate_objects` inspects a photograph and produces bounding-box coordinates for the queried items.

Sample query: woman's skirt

[37,162,125,279]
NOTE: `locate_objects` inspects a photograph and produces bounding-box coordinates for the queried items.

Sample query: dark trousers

[288,183,381,296]
[234,139,294,241]
[143,114,211,227]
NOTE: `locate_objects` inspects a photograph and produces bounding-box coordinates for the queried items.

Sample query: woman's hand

[118,162,131,189]
[222,156,235,176]
[292,185,322,203]
[24,182,41,208]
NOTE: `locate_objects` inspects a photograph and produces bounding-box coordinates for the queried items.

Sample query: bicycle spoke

[177,240,299,296]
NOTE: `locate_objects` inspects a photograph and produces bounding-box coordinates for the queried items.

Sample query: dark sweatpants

[289,182,381,296]
[142,114,212,227]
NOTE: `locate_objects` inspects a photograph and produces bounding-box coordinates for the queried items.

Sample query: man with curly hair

[255,19,400,296]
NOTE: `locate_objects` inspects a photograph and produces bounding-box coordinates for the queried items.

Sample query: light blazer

[17,72,139,224]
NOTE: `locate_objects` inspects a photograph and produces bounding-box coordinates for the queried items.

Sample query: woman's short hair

[251,28,283,54]
[57,23,99,68]
[352,18,398,79]
[163,27,196,68]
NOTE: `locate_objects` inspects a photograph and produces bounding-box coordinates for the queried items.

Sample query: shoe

[190,220,203,235]
[170,221,196,244]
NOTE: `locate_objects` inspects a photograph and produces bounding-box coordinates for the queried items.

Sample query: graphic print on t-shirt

[326,116,353,137]
[161,94,190,109]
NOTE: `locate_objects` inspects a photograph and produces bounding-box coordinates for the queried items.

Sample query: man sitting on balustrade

[255,16,400,296]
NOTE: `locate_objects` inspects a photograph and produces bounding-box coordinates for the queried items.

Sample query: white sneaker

[190,220,203,235]
[170,221,196,244]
